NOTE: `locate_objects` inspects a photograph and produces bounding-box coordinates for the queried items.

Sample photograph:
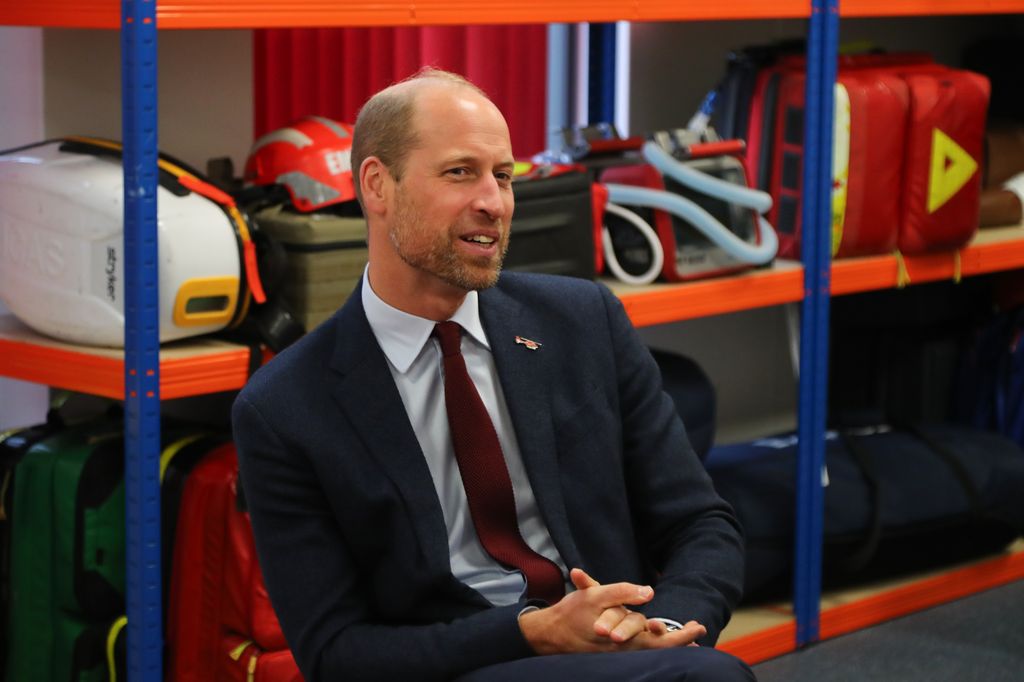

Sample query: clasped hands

[518,568,706,655]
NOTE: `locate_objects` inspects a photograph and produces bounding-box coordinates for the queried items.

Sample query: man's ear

[360,157,390,217]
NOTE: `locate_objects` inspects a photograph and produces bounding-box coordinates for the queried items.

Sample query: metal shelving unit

[120,0,162,677]
[793,0,839,646]
[2,0,1024,677]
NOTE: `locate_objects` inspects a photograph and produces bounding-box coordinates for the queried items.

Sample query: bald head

[351,69,493,206]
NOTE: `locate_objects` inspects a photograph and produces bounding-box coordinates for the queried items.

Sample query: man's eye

[495,172,513,185]
[447,167,470,177]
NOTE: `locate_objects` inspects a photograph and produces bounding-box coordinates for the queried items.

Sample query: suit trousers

[452,646,757,682]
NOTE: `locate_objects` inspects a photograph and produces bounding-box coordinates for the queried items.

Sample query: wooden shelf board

[718,540,1024,666]
[0,0,811,29]
[0,315,251,399]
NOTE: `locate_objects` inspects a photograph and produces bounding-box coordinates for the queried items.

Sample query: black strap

[901,422,984,518]
[837,422,996,573]
[835,431,884,573]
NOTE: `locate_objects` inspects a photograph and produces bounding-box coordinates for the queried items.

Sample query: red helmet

[244,116,357,212]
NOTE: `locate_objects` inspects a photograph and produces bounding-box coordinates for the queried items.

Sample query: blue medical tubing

[641,142,774,213]
[794,0,839,647]
[603,184,778,264]
[122,0,163,677]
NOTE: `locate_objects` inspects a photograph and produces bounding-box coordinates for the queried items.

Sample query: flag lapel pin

[514,335,542,351]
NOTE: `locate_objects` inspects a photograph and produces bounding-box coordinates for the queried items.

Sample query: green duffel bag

[7,419,124,681]
[0,415,66,676]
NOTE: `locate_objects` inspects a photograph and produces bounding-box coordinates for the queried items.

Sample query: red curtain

[253,26,547,158]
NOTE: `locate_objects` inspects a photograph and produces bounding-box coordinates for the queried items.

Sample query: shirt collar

[361,267,490,374]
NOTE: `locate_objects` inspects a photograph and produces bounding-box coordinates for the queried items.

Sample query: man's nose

[473,175,509,221]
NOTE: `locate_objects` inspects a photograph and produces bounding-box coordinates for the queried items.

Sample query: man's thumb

[570,567,600,590]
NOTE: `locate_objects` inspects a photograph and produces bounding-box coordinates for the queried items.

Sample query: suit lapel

[480,285,582,569]
[326,285,452,576]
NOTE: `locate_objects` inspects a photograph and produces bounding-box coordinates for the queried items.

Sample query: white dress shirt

[361,273,568,606]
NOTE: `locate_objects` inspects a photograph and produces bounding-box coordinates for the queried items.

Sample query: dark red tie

[434,321,565,604]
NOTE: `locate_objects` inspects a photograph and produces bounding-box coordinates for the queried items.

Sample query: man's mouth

[463,235,496,245]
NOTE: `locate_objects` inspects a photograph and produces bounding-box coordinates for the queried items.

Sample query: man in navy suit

[233,68,754,681]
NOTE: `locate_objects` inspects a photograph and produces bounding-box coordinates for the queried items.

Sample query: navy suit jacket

[232,272,744,682]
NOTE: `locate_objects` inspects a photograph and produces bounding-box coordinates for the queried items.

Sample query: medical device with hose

[599,130,778,284]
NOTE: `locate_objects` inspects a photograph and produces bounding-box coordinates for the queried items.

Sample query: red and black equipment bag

[507,162,597,280]
[740,51,989,260]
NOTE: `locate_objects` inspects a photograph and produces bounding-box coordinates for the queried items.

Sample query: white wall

[0,27,49,430]
[43,29,253,171]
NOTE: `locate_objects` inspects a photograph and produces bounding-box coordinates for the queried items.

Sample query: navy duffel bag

[704,423,1024,602]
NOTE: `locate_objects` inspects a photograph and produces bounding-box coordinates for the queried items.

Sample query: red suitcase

[166,443,301,681]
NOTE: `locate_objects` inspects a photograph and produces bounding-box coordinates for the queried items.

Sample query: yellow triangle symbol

[928,128,978,214]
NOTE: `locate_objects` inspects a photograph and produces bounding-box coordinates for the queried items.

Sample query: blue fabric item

[955,307,1024,448]
[704,424,1024,602]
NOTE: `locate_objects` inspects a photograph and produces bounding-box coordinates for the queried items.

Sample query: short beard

[389,198,508,292]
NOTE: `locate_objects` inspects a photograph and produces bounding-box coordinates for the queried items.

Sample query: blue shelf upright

[588,23,617,125]
[794,0,839,647]
[121,0,163,678]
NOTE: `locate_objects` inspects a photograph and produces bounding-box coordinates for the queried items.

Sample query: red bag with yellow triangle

[896,65,989,253]
[742,52,988,259]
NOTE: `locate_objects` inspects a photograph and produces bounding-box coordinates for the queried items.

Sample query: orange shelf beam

[5,0,1024,29]
[0,0,117,28]
[613,227,1024,328]
[611,262,805,328]
[843,0,1024,17]
[159,0,812,28]
[832,226,1024,296]
[0,0,811,29]
[720,549,1024,666]
[0,317,251,400]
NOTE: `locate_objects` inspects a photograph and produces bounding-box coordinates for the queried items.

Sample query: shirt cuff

[518,605,542,620]
[649,617,684,631]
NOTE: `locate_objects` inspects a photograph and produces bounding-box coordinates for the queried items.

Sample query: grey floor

[752,579,1024,681]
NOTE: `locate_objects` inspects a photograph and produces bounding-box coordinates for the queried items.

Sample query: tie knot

[434,321,463,358]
